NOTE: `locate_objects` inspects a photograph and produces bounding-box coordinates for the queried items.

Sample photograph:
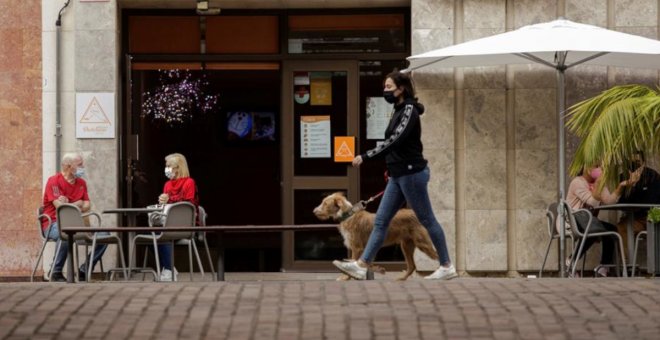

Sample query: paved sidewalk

[1,276,659,339]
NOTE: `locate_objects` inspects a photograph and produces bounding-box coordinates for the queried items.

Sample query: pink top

[559,176,620,232]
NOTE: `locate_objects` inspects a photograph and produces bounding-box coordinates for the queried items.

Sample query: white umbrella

[407,18,660,277]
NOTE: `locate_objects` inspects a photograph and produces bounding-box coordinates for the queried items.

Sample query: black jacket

[619,167,660,205]
[361,98,428,177]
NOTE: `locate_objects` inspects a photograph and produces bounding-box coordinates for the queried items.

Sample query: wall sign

[76,92,115,139]
[366,97,392,140]
[301,115,331,158]
[334,136,355,162]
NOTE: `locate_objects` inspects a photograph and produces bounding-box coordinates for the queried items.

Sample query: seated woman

[155,153,199,281]
[565,164,626,277]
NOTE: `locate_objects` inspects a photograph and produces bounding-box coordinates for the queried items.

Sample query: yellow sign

[310,72,332,105]
[334,136,355,162]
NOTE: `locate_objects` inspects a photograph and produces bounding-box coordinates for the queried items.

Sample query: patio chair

[130,201,204,281]
[57,204,128,282]
[631,231,648,277]
[539,202,575,277]
[173,206,215,279]
[149,205,215,280]
[31,207,57,282]
[561,200,627,277]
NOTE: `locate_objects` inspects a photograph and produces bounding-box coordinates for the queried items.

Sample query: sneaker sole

[332,260,366,280]
[425,271,459,280]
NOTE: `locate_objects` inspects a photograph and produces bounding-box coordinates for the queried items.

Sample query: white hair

[61,153,81,166]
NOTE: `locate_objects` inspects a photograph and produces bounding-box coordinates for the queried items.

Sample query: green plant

[567,84,660,191]
[648,207,660,223]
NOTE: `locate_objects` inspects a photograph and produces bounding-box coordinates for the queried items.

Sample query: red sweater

[41,173,89,230]
[163,177,199,225]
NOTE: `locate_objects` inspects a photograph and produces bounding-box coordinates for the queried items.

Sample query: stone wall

[0,0,43,276]
[412,0,660,274]
[37,0,119,278]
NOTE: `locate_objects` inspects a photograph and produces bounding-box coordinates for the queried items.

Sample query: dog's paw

[336,274,351,281]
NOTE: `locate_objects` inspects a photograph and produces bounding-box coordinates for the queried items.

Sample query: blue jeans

[46,222,109,274]
[156,244,173,270]
[360,167,451,266]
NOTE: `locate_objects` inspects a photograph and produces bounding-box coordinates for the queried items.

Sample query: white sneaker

[332,260,367,280]
[159,268,178,282]
[425,265,458,280]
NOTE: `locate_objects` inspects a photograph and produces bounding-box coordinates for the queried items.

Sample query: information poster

[366,97,392,140]
[310,72,332,106]
[76,92,115,139]
[301,116,331,158]
[334,136,355,162]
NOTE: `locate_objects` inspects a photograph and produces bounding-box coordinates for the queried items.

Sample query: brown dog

[313,192,438,280]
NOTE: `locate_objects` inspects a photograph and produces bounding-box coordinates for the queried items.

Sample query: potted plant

[647,207,660,274]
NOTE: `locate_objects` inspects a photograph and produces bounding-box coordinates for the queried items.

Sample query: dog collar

[338,210,354,222]
[338,201,366,222]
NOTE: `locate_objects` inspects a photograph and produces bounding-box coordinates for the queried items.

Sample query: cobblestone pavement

[1,276,659,339]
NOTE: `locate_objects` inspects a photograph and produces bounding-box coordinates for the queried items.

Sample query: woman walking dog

[333,71,457,280]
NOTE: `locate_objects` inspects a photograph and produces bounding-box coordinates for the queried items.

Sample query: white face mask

[74,167,85,178]
[164,167,175,179]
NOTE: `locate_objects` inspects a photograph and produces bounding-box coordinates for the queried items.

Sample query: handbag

[147,204,171,226]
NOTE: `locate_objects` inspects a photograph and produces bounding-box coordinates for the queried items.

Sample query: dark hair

[385,71,416,100]
[633,150,646,162]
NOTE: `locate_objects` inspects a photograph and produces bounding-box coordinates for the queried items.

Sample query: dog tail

[415,231,439,260]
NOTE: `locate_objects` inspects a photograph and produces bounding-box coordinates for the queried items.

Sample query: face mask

[74,167,85,178]
[629,161,643,172]
[164,167,175,179]
[589,167,602,180]
[383,90,398,104]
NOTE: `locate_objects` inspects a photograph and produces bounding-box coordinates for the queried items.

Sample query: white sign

[76,92,115,139]
[366,97,392,140]
[301,115,331,158]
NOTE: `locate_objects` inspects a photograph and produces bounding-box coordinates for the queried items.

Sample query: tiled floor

[2,275,659,339]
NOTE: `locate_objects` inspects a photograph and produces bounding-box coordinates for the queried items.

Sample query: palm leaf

[567,85,660,192]
[566,85,656,137]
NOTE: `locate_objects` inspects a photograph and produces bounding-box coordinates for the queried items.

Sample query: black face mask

[629,161,643,172]
[383,90,398,104]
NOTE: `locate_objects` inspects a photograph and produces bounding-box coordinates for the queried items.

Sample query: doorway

[121,10,410,272]
[126,62,283,271]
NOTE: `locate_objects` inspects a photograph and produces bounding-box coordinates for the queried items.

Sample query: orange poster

[310,72,332,105]
[334,136,355,162]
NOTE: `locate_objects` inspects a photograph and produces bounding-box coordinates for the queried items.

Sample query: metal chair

[180,206,215,279]
[31,207,57,282]
[56,204,128,282]
[561,200,628,277]
[632,231,648,277]
[130,201,203,281]
[539,202,575,277]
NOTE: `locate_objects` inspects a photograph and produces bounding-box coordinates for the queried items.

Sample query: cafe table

[102,207,163,277]
[593,203,656,265]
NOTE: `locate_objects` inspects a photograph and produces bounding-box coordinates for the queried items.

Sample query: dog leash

[351,171,388,213]
[351,190,385,213]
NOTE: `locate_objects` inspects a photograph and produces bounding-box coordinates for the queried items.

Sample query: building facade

[0,0,658,277]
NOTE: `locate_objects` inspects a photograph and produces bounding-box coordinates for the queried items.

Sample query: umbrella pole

[557,66,567,277]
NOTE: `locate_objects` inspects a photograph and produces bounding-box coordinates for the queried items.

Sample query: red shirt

[163,177,200,225]
[41,173,89,230]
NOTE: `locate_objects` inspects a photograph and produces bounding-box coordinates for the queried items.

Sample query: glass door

[281,60,359,271]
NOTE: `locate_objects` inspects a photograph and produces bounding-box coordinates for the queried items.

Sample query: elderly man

[41,153,107,282]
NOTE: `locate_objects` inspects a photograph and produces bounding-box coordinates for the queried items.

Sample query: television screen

[226,111,276,142]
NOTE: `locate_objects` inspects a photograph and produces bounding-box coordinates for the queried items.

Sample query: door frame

[281,60,360,271]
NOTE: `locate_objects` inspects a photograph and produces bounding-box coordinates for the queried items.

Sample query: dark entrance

[122,9,410,272]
